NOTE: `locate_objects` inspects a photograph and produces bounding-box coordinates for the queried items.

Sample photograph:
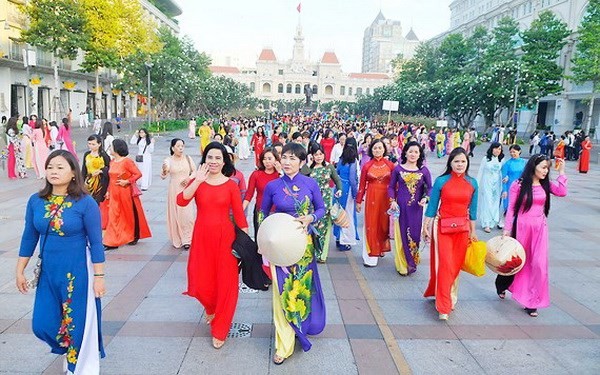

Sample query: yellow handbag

[461,240,487,277]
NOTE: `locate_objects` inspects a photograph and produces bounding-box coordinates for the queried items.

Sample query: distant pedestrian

[130,128,155,190]
[578,136,592,173]
[477,142,504,233]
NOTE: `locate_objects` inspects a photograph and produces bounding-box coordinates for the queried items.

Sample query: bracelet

[94,273,105,277]
[311,214,317,223]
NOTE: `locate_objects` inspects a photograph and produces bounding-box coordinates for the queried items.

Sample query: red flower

[497,255,523,274]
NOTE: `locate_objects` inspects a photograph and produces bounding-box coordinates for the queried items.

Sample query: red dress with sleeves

[356,157,395,256]
[103,158,152,247]
[177,180,248,341]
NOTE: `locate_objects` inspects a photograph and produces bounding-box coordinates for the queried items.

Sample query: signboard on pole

[382,100,399,112]
[436,120,448,128]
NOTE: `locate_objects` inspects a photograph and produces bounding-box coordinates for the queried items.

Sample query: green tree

[481,17,520,126]
[520,11,570,131]
[20,0,89,120]
[81,0,159,117]
[571,0,600,134]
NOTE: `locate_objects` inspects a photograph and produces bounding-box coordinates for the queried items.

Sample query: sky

[177,0,452,73]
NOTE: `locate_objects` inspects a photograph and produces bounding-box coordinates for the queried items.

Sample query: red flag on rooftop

[297,2,301,13]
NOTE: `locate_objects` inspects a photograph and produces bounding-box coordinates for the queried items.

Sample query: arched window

[262,83,271,93]
[340,86,346,95]
[286,83,292,93]
[278,83,284,93]
[312,84,318,95]
[356,87,362,96]
[366,87,370,95]
[249,82,255,92]
[348,87,353,95]
[325,85,333,95]
[295,84,301,94]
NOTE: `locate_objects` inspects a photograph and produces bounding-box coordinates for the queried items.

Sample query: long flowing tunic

[177,180,247,341]
[81,151,110,204]
[436,133,445,158]
[130,136,154,190]
[424,172,478,315]
[357,157,395,265]
[58,125,77,161]
[505,176,567,309]
[335,161,359,246]
[164,156,196,248]
[250,134,266,167]
[198,125,212,153]
[103,158,152,247]
[19,194,105,374]
[260,174,326,359]
[31,128,49,178]
[7,128,27,179]
[579,140,592,173]
[305,164,343,262]
[501,157,526,212]
[477,156,503,228]
[388,165,432,275]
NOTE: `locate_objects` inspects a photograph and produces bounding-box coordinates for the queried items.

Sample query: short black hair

[400,141,425,168]
[170,138,185,156]
[368,139,387,158]
[281,142,307,161]
[112,139,129,157]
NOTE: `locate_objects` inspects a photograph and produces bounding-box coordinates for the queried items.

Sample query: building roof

[372,10,386,24]
[321,51,340,64]
[209,66,240,74]
[154,0,183,17]
[258,48,277,61]
[405,28,419,41]
[348,73,390,80]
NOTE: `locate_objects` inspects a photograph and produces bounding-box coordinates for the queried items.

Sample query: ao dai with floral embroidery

[19,194,105,374]
[477,156,503,229]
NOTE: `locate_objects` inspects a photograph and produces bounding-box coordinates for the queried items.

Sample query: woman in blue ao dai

[16,150,106,374]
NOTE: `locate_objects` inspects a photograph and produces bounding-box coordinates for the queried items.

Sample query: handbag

[26,201,64,289]
[439,216,470,234]
[461,240,487,277]
[135,144,148,163]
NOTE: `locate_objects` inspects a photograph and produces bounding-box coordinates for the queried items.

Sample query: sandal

[498,291,506,300]
[524,308,538,317]
[212,337,225,349]
[273,354,286,365]
[205,314,215,325]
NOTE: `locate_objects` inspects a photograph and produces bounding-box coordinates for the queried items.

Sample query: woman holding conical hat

[259,142,326,365]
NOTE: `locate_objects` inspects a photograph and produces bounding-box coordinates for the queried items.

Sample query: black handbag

[135,144,148,163]
[232,226,270,291]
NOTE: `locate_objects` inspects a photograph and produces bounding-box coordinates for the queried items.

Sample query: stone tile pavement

[0,126,599,374]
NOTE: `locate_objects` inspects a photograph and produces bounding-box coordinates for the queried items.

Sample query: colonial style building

[432,0,594,136]
[209,22,391,104]
[0,0,181,122]
[361,11,420,73]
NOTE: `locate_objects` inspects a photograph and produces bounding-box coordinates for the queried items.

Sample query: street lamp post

[145,62,153,128]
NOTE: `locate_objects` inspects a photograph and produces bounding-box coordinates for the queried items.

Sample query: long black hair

[136,128,151,145]
[101,122,113,139]
[340,137,358,165]
[39,150,87,199]
[400,141,425,168]
[513,154,551,218]
[441,147,470,176]
[486,142,505,162]
[201,141,235,177]
[309,142,327,168]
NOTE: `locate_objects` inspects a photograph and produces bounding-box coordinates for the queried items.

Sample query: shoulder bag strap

[39,200,65,259]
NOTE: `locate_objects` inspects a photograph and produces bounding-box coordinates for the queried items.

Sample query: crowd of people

[6,110,589,372]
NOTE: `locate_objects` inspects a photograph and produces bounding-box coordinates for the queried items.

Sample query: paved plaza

[0,127,599,374]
